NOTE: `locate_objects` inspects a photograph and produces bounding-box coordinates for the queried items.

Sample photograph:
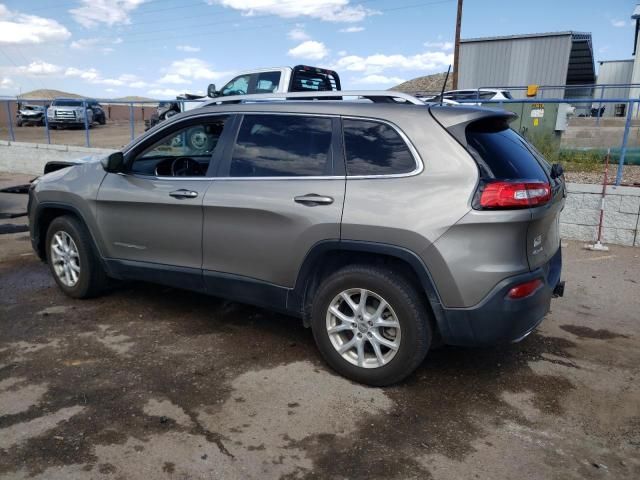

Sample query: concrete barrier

[561,183,640,247]
[0,140,114,176]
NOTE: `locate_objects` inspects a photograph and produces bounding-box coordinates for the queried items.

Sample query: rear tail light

[476,181,551,209]
[507,279,543,299]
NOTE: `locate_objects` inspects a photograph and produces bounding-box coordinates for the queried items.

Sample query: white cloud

[17,61,63,76]
[353,74,405,85]
[338,50,348,57]
[70,38,100,49]
[0,4,71,45]
[105,88,117,93]
[332,49,453,74]
[177,45,201,52]
[65,66,101,81]
[70,37,122,54]
[288,26,310,41]
[340,26,364,33]
[610,19,628,28]
[70,0,147,28]
[65,67,148,88]
[208,0,375,23]
[424,40,454,50]
[159,73,191,85]
[288,40,328,60]
[1,77,14,89]
[159,58,229,85]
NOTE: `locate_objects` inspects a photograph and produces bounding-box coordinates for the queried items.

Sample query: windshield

[52,100,83,107]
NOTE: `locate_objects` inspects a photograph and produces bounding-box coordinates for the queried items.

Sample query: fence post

[43,105,51,145]
[5,101,15,142]
[129,103,134,141]
[615,99,634,186]
[83,99,90,147]
[596,85,605,127]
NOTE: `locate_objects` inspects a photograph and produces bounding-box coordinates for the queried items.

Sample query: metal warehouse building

[595,60,634,117]
[458,31,596,98]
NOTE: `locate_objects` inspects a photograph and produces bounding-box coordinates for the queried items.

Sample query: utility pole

[452,0,463,89]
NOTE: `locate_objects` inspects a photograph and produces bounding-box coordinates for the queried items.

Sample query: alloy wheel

[325,288,401,368]
[50,231,81,287]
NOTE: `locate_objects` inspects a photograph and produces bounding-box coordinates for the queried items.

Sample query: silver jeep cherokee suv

[28,92,565,386]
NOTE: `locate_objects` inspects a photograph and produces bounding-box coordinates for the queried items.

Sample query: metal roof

[460,31,588,43]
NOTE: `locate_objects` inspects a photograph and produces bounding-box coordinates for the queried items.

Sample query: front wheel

[311,265,432,386]
[46,216,108,299]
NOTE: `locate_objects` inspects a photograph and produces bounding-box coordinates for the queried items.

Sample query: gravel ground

[1,172,639,479]
[565,165,640,186]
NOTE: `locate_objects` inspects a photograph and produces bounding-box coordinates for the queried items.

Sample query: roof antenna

[440,64,451,105]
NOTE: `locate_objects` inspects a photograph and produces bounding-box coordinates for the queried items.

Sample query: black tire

[311,265,432,386]
[45,215,108,299]
[98,116,106,125]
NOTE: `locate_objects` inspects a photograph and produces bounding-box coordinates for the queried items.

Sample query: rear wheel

[46,216,108,299]
[311,265,431,386]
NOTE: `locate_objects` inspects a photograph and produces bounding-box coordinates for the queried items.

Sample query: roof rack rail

[201,90,425,106]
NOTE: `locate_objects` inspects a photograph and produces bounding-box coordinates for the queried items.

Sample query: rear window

[291,70,339,92]
[230,114,332,177]
[343,119,416,176]
[466,121,548,181]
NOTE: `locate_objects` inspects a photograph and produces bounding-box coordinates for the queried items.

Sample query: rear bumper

[439,247,563,346]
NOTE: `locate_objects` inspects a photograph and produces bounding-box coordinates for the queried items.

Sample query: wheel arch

[289,240,449,340]
[33,203,102,263]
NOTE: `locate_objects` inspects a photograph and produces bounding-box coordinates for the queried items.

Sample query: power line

[122,0,388,36]
[120,0,455,45]
[0,47,43,93]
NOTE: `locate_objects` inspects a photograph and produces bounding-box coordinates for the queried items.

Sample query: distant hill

[19,89,84,100]
[391,72,453,95]
[112,96,156,102]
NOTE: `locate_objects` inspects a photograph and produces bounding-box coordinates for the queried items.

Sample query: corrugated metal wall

[595,61,634,117]
[458,35,573,98]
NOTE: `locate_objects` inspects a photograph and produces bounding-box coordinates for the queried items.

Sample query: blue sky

[0,0,637,98]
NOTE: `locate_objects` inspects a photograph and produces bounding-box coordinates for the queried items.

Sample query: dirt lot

[1,172,639,479]
[1,122,147,150]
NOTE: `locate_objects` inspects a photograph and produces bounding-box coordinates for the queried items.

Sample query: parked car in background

[16,104,46,126]
[47,98,106,129]
[29,91,565,387]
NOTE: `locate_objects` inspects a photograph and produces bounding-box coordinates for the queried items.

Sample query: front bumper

[439,247,563,346]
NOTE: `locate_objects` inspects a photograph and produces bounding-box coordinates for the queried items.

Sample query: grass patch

[524,131,605,173]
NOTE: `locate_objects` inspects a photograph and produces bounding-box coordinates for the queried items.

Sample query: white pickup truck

[146,65,342,129]
[204,65,341,100]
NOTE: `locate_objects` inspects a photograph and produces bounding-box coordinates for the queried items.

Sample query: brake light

[507,279,543,299]
[478,181,551,209]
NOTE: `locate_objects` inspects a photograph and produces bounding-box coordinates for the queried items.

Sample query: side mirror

[207,84,217,98]
[102,152,124,173]
[551,163,564,179]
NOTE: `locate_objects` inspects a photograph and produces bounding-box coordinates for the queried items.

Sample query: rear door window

[255,71,281,93]
[466,122,548,181]
[229,114,333,177]
[342,119,416,176]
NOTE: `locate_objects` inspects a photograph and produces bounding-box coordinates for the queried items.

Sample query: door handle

[294,194,334,206]
[170,189,198,199]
